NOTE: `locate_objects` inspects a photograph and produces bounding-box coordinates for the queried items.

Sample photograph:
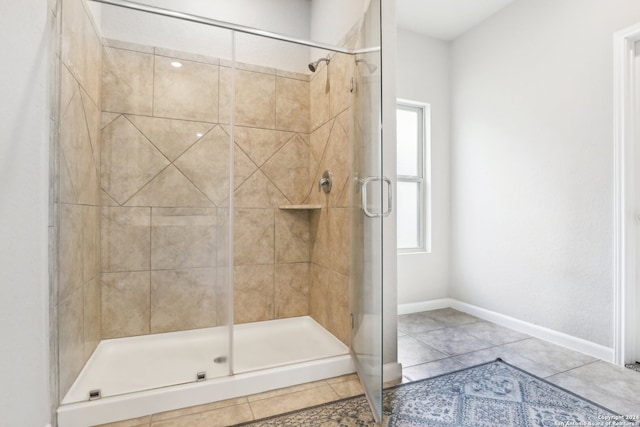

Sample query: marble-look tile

[328,378,364,398]
[233,209,274,265]
[274,263,309,318]
[101,116,170,205]
[248,385,339,419]
[127,115,214,161]
[275,210,310,263]
[547,369,640,416]
[233,143,258,189]
[95,415,150,427]
[329,53,353,117]
[319,120,351,208]
[101,271,151,338]
[83,275,101,360]
[81,205,100,283]
[454,321,530,346]
[233,170,289,209]
[58,287,84,399]
[309,65,330,131]
[101,207,151,273]
[402,358,467,382]
[126,165,214,208]
[150,208,217,270]
[174,126,230,206]
[150,268,216,333]
[397,312,448,335]
[262,135,310,204]
[412,328,493,356]
[310,209,330,266]
[59,64,78,118]
[150,403,253,427]
[80,88,101,167]
[325,270,350,345]
[151,397,248,422]
[233,69,276,129]
[329,208,350,275]
[61,0,102,104]
[102,47,153,115]
[276,77,309,133]
[398,335,448,367]
[309,118,332,167]
[101,112,120,129]
[154,47,219,65]
[276,69,310,81]
[153,56,219,122]
[309,264,329,328]
[234,264,274,324]
[58,203,83,300]
[452,346,559,379]
[232,126,294,167]
[59,89,99,205]
[503,338,597,373]
[422,308,481,327]
[103,38,155,54]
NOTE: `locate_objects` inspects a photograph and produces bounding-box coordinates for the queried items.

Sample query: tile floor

[96,308,640,426]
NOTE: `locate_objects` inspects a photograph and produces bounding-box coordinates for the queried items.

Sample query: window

[396,100,430,253]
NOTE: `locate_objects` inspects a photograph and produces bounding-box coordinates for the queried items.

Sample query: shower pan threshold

[58,316,353,427]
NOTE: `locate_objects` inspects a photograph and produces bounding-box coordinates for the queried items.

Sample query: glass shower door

[350,0,384,422]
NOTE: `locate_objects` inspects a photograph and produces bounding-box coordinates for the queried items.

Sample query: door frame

[613,22,640,365]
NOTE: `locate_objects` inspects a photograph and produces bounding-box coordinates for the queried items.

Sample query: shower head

[308,56,330,72]
[355,59,377,74]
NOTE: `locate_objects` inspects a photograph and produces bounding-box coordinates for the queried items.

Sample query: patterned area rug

[626,363,640,373]
[233,360,628,427]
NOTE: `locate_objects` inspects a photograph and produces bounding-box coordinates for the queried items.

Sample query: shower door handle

[360,176,392,218]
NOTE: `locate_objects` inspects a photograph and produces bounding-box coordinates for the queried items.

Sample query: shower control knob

[319,170,333,193]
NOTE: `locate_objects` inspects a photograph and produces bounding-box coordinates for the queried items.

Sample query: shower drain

[213,356,227,364]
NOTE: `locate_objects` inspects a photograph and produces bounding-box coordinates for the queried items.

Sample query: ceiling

[396,0,516,41]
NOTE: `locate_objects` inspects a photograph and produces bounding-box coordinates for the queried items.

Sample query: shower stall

[51,0,384,425]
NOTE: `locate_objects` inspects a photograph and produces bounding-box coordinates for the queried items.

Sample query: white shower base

[58,316,353,427]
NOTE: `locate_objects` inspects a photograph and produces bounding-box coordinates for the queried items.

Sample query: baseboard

[382,362,402,383]
[398,299,614,363]
[397,298,452,315]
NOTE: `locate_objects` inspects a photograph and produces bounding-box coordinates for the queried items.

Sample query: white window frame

[396,99,431,254]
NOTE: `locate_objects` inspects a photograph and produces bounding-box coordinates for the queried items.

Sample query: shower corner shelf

[278,204,322,210]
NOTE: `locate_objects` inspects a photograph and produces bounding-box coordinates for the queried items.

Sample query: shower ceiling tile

[125,165,214,208]
[126,115,214,161]
[233,208,274,265]
[275,263,310,319]
[101,271,151,339]
[153,56,219,122]
[231,126,294,167]
[276,76,310,133]
[262,135,310,205]
[233,264,275,324]
[150,208,217,271]
[101,116,170,205]
[150,268,217,333]
[233,170,288,209]
[102,47,153,115]
[174,126,230,206]
[101,207,151,273]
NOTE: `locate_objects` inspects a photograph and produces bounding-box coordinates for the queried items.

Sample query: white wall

[396,30,450,305]
[450,0,640,347]
[310,0,369,46]
[96,0,313,73]
[0,0,51,425]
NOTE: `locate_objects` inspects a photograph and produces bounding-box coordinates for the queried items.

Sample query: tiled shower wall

[305,53,355,346]
[99,41,314,336]
[54,0,103,402]
[54,2,356,404]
